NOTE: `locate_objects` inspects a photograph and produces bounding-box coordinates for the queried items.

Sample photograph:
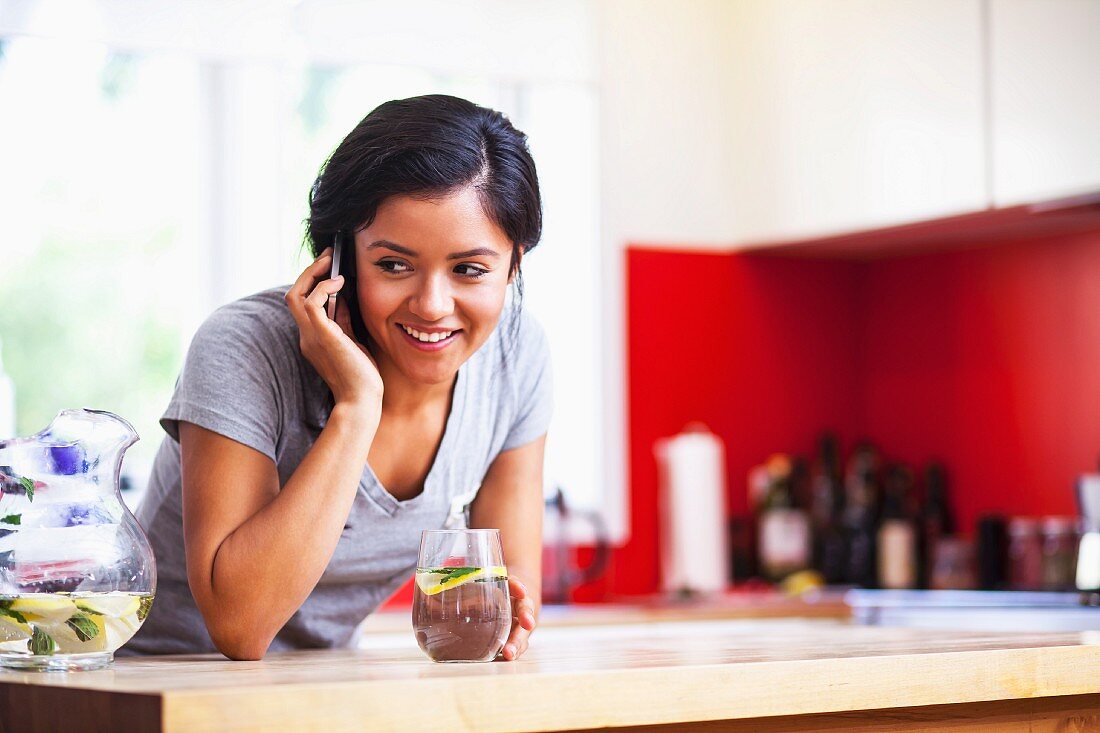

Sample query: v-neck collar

[305,361,469,517]
[359,366,468,515]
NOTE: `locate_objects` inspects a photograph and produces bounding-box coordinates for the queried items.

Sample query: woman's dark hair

[304,94,542,355]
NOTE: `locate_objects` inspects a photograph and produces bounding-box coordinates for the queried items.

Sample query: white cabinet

[727,1,987,244]
[990,0,1100,206]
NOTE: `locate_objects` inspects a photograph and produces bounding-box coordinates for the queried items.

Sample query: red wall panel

[602,249,862,600]
[610,231,1100,599]
[860,232,1100,529]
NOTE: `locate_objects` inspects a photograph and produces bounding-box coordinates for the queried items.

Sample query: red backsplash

[599,231,1100,600]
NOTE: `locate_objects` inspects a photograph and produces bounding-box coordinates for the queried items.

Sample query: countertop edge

[152,644,1100,733]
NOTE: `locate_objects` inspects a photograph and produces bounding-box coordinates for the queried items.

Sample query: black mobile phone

[326,232,344,320]
[327,231,374,348]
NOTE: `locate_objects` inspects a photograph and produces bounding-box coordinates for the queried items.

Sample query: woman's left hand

[499,576,537,661]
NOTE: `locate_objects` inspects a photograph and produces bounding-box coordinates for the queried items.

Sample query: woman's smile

[396,323,463,352]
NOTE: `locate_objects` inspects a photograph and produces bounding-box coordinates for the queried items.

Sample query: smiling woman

[122,95,550,662]
[352,190,518,387]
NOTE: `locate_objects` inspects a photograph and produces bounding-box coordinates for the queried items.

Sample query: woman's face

[353,185,516,387]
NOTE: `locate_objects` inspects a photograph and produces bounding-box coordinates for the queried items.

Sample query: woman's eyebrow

[367,240,416,256]
[447,247,500,260]
[366,240,500,259]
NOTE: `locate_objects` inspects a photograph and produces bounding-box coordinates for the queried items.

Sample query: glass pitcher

[0,409,156,671]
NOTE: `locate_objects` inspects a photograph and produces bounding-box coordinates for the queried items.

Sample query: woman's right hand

[285,247,384,419]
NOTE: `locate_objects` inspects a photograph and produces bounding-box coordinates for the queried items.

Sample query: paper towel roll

[655,424,729,594]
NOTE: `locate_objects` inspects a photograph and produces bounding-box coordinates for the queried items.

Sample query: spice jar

[929,536,975,590]
[1007,517,1043,591]
[1040,516,1078,591]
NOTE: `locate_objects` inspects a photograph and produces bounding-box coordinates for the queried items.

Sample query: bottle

[976,514,1008,590]
[1007,517,1042,591]
[877,464,918,589]
[0,336,15,439]
[757,454,812,582]
[843,442,880,588]
[810,433,846,584]
[727,515,756,583]
[919,463,955,588]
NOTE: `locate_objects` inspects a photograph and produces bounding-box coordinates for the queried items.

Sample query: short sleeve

[160,307,284,462]
[501,314,554,451]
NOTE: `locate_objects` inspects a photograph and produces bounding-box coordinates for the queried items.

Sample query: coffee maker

[1075,475,1100,602]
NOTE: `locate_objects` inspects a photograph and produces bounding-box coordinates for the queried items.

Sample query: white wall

[597,0,742,250]
[594,0,744,542]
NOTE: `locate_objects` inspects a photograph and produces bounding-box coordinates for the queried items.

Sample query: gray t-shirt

[122,286,552,655]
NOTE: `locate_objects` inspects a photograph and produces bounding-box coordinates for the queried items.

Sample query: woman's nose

[409,273,455,321]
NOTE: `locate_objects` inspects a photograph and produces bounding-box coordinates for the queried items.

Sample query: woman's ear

[507,246,524,284]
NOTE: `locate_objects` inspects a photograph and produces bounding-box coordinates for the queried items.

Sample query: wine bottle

[757,454,811,582]
[919,462,955,588]
[810,433,846,584]
[843,442,880,588]
[877,464,918,589]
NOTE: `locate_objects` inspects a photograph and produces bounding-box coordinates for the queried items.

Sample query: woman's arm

[180,404,375,661]
[468,434,546,661]
[183,247,383,660]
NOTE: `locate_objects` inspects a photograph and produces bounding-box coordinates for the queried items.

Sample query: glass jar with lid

[1007,517,1043,591]
[1040,516,1078,591]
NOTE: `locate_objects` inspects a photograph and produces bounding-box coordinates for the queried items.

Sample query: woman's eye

[455,264,489,279]
[375,260,411,274]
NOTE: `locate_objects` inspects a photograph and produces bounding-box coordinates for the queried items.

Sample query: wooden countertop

[3,617,1100,732]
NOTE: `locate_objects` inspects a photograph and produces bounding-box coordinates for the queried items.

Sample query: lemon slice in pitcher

[0,613,32,643]
[75,594,140,619]
[415,566,508,596]
[40,613,108,654]
[8,596,78,624]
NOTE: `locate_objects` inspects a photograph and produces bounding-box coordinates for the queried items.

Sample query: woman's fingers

[502,612,533,661]
[500,578,537,661]
[508,576,535,629]
[282,246,384,412]
[306,274,343,316]
[285,247,333,321]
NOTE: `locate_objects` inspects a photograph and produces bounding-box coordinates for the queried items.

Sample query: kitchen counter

[3,618,1100,732]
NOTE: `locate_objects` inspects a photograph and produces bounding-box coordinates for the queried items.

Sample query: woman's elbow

[207,620,274,661]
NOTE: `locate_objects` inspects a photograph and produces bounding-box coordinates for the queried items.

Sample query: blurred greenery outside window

[0,36,601,514]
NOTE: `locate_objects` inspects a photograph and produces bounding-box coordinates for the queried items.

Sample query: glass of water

[412,529,511,663]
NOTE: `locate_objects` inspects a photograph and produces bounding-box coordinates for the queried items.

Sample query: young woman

[124,95,551,661]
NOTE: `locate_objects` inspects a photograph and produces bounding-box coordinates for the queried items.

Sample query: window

[0,38,201,494]
[0,3,610,530]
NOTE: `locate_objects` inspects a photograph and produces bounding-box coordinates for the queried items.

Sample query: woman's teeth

[401,325,455,343]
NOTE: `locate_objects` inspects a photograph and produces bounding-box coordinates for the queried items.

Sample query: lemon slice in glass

[415,565,508,596]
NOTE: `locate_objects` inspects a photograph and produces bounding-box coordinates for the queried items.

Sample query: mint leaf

[65,613,100,642]
[29,627,56,655]
[442,567,480,583]
[18,476,34,502]
[434,566,478,576]
[137,595,153,621]
[0,606,27,625]
[0,514,19,525]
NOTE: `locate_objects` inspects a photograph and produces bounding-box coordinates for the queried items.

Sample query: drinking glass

[412,529,511,663]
